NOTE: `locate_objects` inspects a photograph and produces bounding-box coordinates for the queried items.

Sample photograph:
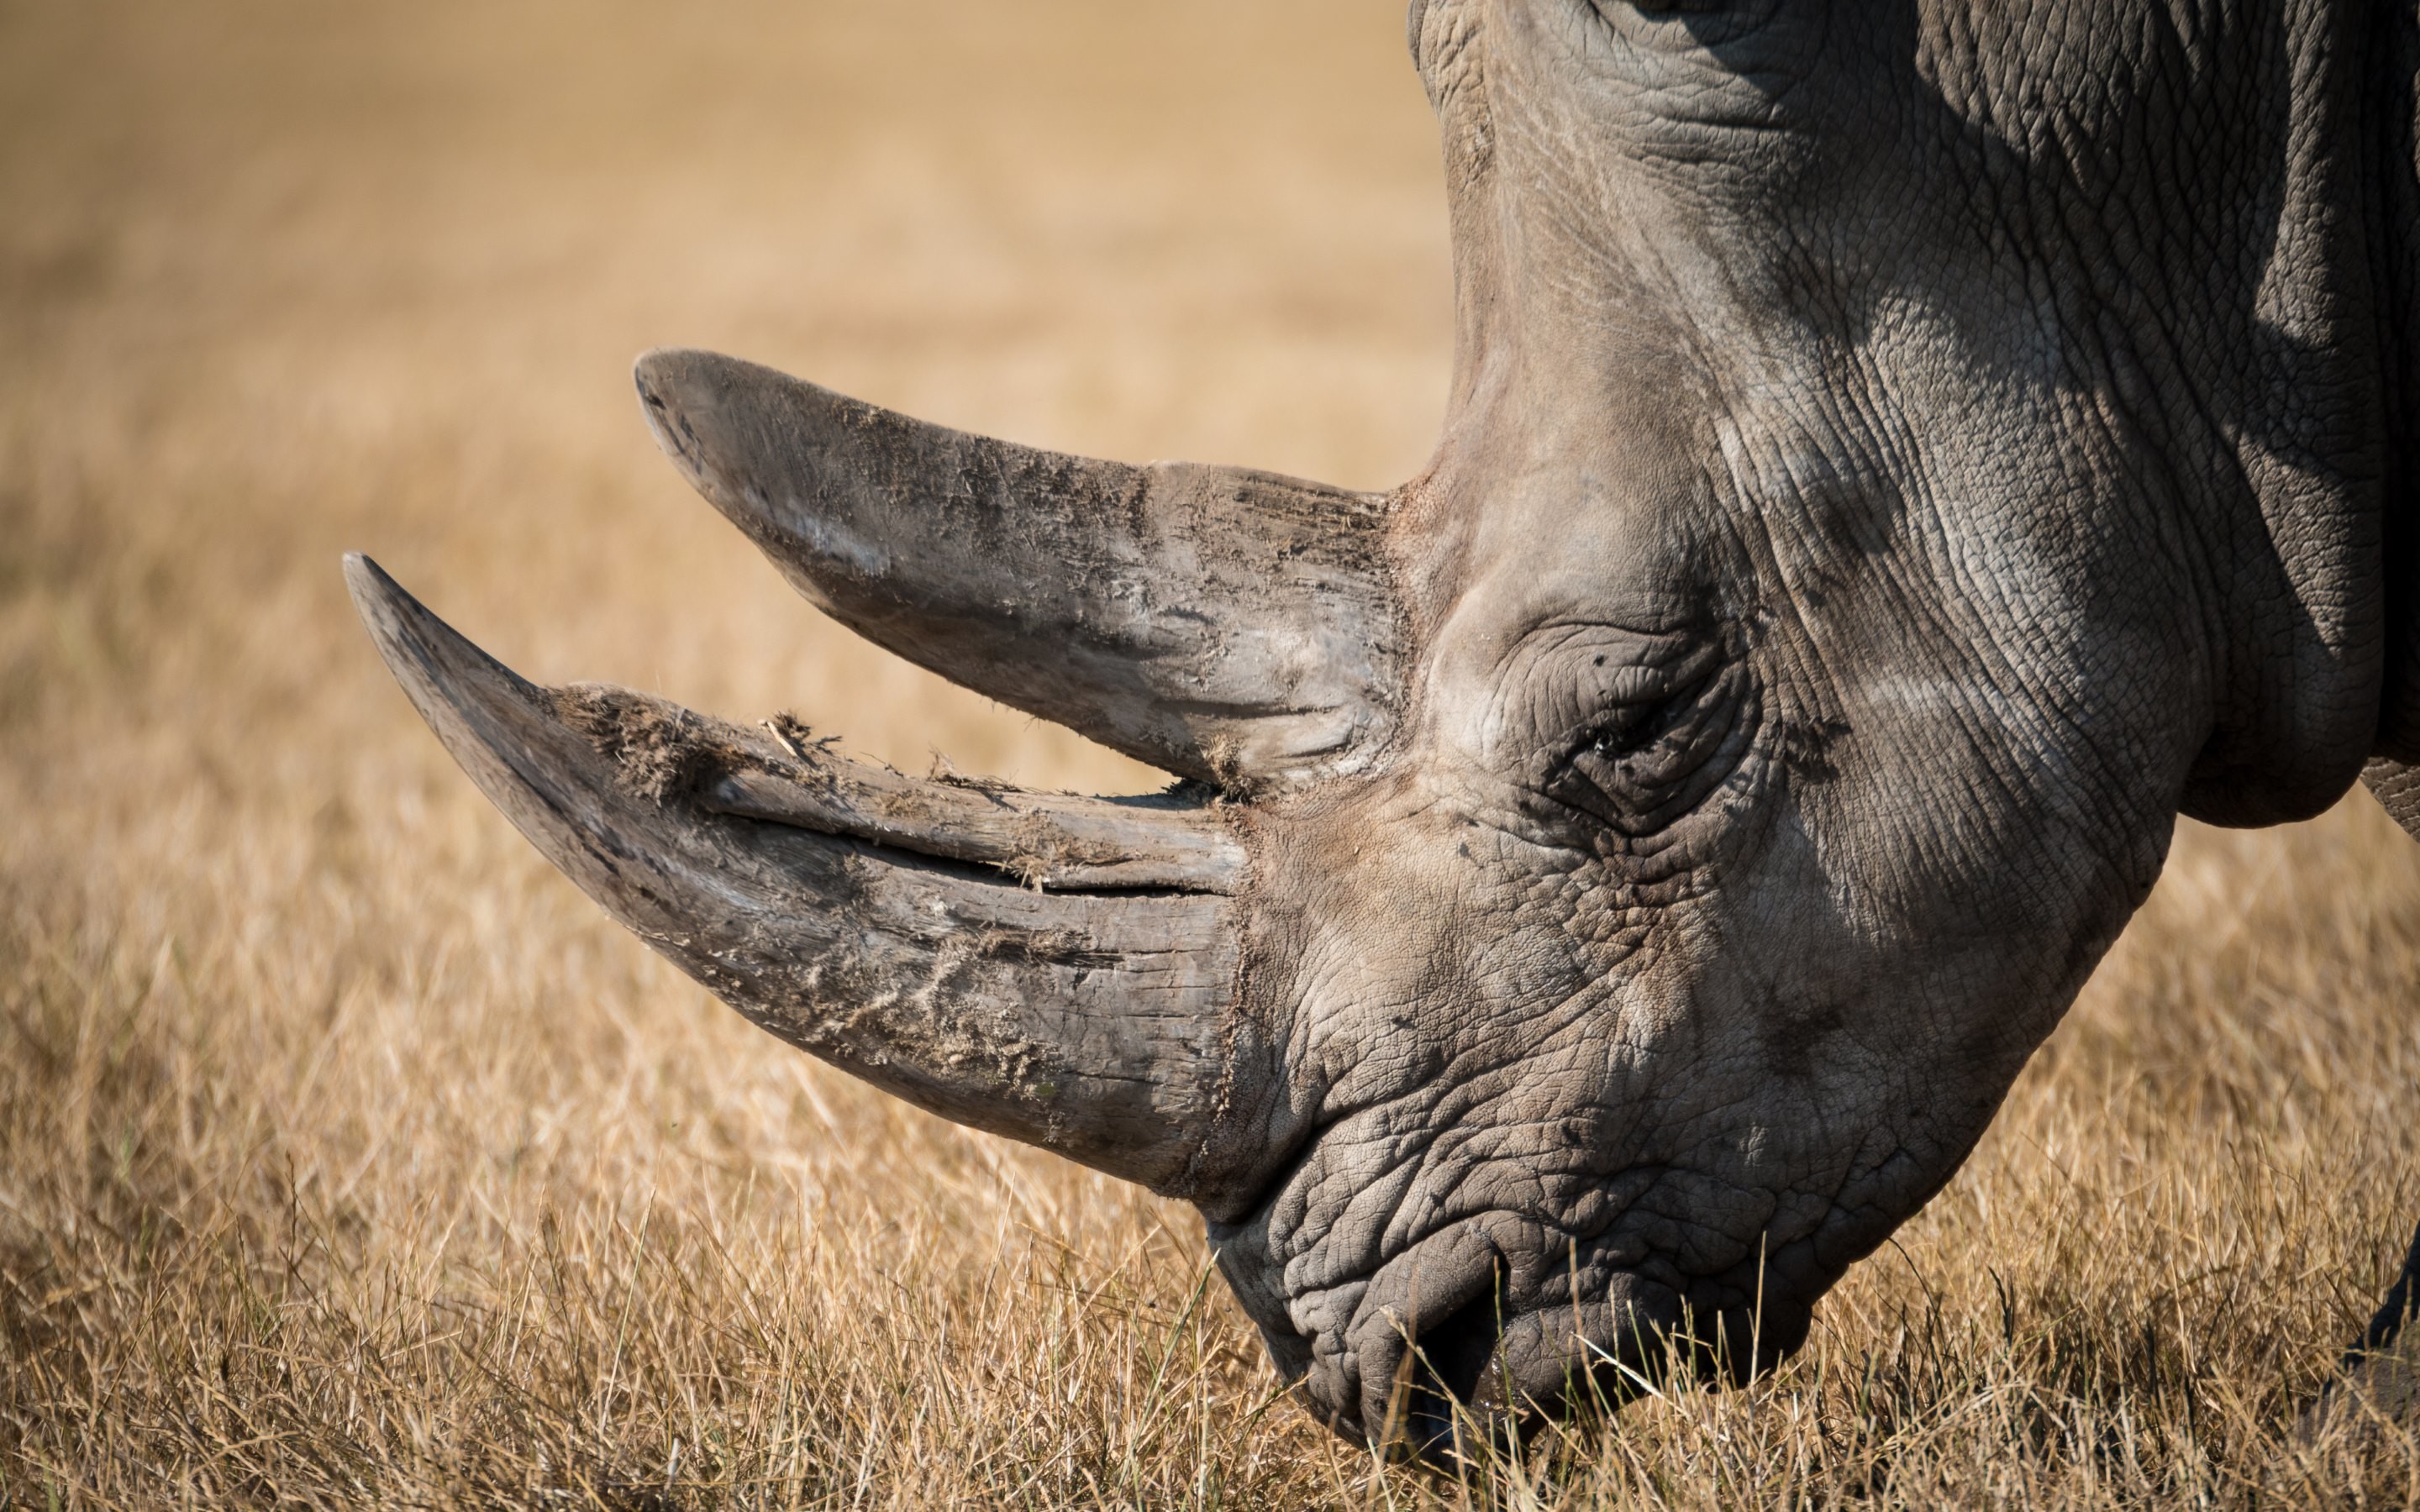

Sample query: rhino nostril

[1400,1267,1513,1460]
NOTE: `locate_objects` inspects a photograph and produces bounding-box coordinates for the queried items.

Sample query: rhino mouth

[1356,1268,1812,1461]
[1232,1194,1823,1461]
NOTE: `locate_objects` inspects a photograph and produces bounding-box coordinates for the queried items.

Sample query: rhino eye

[1547,664,1743,836]
[1586,698,1677,760]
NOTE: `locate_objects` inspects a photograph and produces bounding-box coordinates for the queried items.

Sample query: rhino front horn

[631,349,1404,793]
[342,553,1264,1198]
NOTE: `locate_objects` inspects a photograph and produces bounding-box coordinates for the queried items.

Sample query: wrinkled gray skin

[348,0,2420,1462]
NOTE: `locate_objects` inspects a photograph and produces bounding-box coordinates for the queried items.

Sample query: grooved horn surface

[344,553,1247,1195]
[634,348,1402,791]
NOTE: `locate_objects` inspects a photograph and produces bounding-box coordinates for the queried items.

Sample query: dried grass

[4,2,2420,1505]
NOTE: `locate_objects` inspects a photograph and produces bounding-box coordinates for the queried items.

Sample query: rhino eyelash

[1577,669,1714,765]
[1585,702,1671,761]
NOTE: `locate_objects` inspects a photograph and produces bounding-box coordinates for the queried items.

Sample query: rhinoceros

[345,0,2420,1460]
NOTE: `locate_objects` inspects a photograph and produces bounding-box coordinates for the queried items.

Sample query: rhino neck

[1888,0,2395,829]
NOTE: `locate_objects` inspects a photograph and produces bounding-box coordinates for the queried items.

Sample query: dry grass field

[8,3,2420,1505]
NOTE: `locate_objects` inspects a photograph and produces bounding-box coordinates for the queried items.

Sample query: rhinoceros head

[348,0,2394,1459]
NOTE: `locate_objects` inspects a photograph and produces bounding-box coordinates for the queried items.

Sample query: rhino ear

[633,349,1402,793]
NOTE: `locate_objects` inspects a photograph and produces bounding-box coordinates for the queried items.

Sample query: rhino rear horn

[633,349,1402,791]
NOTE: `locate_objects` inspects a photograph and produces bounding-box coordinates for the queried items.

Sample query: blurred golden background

[1,0,1445,786]
[6,3,2420,1504]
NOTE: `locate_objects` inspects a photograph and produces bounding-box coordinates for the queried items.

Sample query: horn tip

[341,550,413,659]
[341,552,534,720]
[631,345,763,410]
[631,344,702,393]
[339,547,383,592]
[631,348,743,488]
